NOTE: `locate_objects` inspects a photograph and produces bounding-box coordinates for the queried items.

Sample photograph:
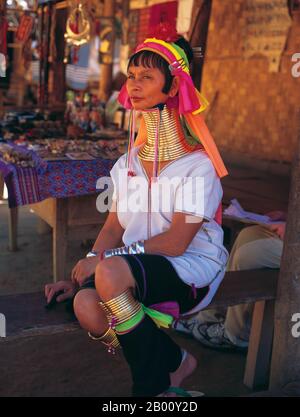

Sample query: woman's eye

[143,76,151,80]
[127,75,134,79]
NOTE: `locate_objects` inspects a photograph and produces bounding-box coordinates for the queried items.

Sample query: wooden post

[8,207,18,252]
[188,0,212,90]
[0,172,4,199]
[0,1,7,114]
[37,218,52,235]
[0,1,5,13]
[269,121,300,390]
[98,0,115,102]
[50,5,67,106]
[53,198,68,282]
[244,300,274,389]
[43,4,52,107]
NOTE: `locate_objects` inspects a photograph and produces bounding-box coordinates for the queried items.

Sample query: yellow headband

[138,38,190,74]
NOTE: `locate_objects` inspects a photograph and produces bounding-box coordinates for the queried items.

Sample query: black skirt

[80,254,209,315]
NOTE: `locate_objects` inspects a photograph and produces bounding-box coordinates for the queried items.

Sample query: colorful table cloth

[0,157,116,208]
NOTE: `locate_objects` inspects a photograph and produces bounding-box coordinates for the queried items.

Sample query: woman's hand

[44,280,76,304]
[267,222,286,240]
[71,256,100,287]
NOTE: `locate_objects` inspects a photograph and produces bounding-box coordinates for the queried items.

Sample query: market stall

[0,0,130,281]
[0,108,127,280]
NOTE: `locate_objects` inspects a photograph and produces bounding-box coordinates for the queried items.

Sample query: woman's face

[126,65,169,110]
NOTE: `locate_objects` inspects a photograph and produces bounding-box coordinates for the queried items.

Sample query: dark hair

[127,37,193,94]
[112,71,127,91]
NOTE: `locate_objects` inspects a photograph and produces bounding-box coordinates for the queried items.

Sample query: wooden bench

[209,269,278,390]
[0,268,278,391]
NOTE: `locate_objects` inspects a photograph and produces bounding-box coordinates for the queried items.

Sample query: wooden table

[1,152,115,278]
[29,194,107,282]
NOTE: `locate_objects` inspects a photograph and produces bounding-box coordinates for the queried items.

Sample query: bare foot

[161,352,197,396]
[157,351,197,397]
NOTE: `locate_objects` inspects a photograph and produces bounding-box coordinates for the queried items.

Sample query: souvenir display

[65,93,106,133]
[0,108,127,163]
[0,144,36,168]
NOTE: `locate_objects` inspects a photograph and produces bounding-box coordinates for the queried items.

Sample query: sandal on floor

[163,386,204,397]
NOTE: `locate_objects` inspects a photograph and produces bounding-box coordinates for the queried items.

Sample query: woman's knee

[73,289,99,322]
[73,289,109,334]
[95,257,135,300]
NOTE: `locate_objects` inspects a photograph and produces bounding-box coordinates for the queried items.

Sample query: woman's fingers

[74,273,84,287]
[266,211,285,221]
[267,223,285,239]
[45,284,57,302]
[72,265,87,286]
[267,225,279,236]
[78,276,87,288]
[56,289,73,302]
[74,267,81,284]
[47,287,55,304]
[71,267,75,282]
[71,265,78,283]
[44,284,50,298]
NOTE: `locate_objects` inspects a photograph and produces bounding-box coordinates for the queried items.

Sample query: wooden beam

[209,269,278,309]
[269,117,300,389]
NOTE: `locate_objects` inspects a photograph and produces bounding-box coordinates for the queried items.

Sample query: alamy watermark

[291,313,300,338]
[95,170,206,222]
[0,313,6,337]
[291,53,300,78]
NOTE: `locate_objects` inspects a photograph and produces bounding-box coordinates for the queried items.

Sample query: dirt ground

[0,328,251,397]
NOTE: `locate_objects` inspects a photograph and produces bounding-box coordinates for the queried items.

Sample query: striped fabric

[66,43,90,91]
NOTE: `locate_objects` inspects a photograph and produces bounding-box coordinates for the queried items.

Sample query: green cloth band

[165,386,192,397]
[115,308,145,334]
[143,305,174,328]
[171,42,189,69]
[115,304,174,334]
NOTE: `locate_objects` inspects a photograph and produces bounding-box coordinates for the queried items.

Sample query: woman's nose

[127,79,141,92]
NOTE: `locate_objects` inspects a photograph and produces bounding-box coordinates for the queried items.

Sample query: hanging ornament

[99,24,113,65]
[64,3,91,47]
[16,14,34,43]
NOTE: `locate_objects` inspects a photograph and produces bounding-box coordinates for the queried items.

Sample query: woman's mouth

[130,97,143,102]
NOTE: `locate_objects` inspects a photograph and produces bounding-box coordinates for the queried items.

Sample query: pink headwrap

[118,35,228,179]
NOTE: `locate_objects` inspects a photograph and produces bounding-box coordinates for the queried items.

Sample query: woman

[45,27,228,397]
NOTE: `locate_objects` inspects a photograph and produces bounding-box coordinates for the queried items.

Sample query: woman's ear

[169,76,179,98]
